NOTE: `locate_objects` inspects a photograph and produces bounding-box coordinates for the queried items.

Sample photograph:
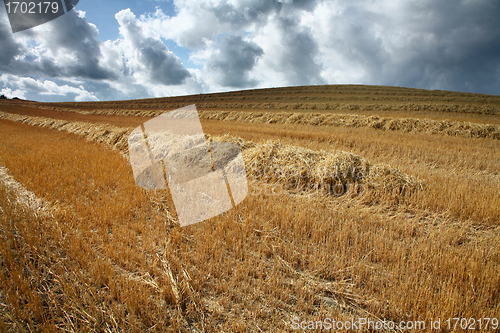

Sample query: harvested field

[0,111,132,154]
[0,111,421,199]
[15,104,500,140]
[0,166,56,217]
[41,84,500,116]
[0,85,499,332]
[241,139,422,197]
[200,110,500,140]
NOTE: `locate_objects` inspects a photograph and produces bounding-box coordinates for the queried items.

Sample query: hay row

[33,105,500,140]
[37,98,500,115]
[198,110,500,140]
[206,134,422,197]
[37,102,500,115]
[36,105,166,117]
[0,111,132,154]
[230,138,421,197]
[0,111,422,198]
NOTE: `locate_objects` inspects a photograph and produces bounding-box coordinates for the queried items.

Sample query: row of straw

[37,99,500,115]
[199,110,500,140]
[0,111,132,153]
[0,111,422,199]
[32,105,500,139]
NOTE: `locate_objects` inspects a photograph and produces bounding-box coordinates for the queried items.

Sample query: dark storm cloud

[193,1,324,87]
[42,10,118,80]
[326,0,500,94]
[0,12,26,70]
[207,35,263,88]
[117,10,191,85]
[277,16,325,86]
[0,9,116,80]
[209,0,318,26]
[176,0,319,50]
[398,0,500,94]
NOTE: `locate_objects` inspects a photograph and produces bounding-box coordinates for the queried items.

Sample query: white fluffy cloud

[0,74,98,101]
[115,9,191,85]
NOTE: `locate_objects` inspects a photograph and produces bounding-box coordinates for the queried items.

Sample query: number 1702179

[445,318,498,330]
[5,2,60,14]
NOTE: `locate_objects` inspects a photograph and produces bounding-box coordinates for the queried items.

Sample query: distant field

[0,85,499,332]
[47,84,500,115]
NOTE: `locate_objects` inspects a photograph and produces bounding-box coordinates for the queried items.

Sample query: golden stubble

[0,92,499,332]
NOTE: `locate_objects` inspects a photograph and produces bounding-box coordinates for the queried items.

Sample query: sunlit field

[0,85,499,332]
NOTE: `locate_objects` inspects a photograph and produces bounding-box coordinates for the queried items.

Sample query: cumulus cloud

[302,0,500,94]
[41,10,117,80]
[0,15,23,66]
[143,0,326,88]
[0,74,99,101]
[146,1,278,50]
[206,35,263,88]
[0,9,116,80]
[0,7,196,101]
[115,9,191,86]
[144,0,320,50]
[269,15,325,86]
[0,87,26,100]
[32,11,118,80]
[156,0,500,93]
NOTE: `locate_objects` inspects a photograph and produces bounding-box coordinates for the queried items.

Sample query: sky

[0,0,499,102]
